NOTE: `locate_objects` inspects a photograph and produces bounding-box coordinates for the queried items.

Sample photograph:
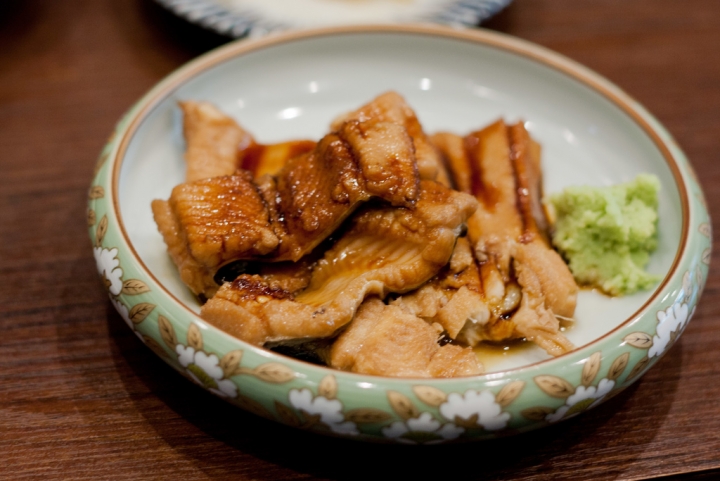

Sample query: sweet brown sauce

[239,140,316,177]
[473,318,574,370]
[464,133,500,207]
[473,339,535,370]
[238,142,265,174]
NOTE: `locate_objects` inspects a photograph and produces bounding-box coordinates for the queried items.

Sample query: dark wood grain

[1,1,719,479]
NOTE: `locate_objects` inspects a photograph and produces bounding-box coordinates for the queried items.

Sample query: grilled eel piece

[331,91,452,186]
[181,101,253,182]
[200,180,478,346]
[392,237,499,343]
[431,120,577,356]
[153,118,421,298]
[183,91,444,184]
[181,100,316,182]
[329,297,483,378]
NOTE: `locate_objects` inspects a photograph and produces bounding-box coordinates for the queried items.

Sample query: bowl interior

[118,29,683,373]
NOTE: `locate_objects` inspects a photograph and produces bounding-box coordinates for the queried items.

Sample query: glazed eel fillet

[200,180,478,347]
[152,117,421,298]
[183,91,447,184]
[331,91,452,185]
[329,297,483,378]
[416,120,578,357]
[181,100,316,182]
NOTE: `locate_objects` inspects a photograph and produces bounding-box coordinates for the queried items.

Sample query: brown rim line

[111,24,691,381]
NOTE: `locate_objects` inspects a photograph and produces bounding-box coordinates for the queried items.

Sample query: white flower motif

[288,388,358,435]
[381,412,464,444]
[545,378,615,423]
[194,350,225,380]
[110,297,144,341]
[649,301,690,359]
[94,247,123,295]
[175,345,237,398]
[176,344,195,367]
[439,389,510,431]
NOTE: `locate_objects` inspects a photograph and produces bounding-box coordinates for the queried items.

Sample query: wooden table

[2,1,719,479]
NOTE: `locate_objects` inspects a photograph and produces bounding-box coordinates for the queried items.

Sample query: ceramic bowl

[154,0,513,38]
[88,25,711,443]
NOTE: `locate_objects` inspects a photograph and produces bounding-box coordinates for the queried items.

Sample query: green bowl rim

[108,23,694,384]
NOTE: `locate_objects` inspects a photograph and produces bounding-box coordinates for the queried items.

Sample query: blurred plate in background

[154,0,513,38]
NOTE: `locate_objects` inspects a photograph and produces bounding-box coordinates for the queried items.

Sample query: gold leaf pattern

[607,352,630,381]
[581,352,602,387]
[495,380,525,407]
[94,151,109,178]
[219,350,243,378]
[122,279,150,295]
[624,332,653,349]
[696,266,703,287]
[88,185,105,200]
[87,209,96,227]
[453,414,480,429]
[387,391,419,421]
[143,335,170,360]
[627,355,651,381]
[344,408,393,424]
[565,398,596,418]
[534,375,575,399]
[95,215,108,247]
[158,315,178,349]
[186,323,203,350]
[299,412,323,430]
[275,401,302,427]
[412,385,447,407]
[231,367,255,376]
[128,302,155,324]
[682,271,692,299]
[702,248,711,266]
[696,191,707,209]
[236,394,275,421]
[699,222,711,238]
[318,375,337,400]
[521,406,554,421]
[252,363,295,383]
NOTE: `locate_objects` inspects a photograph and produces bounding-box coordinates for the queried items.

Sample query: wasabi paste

[549,174,661,296]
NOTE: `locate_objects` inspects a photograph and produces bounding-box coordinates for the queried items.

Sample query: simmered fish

[272,119,420,262]
[153,118,422,297]
[434,120,578,355]
[330,298,483,378]
[393,237,516,346]
[239,140,316,178]
[151,171,279,298]
[200,181,478,345]
[181,101,254,182]
[181,101,316,182]
[332,91,451,185]
[393,238,489,340]
[155,93,583,377]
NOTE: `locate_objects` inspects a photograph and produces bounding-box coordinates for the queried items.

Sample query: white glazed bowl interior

[118,27,683,373]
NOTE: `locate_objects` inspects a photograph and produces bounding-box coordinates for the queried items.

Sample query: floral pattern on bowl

[87,25,711,443]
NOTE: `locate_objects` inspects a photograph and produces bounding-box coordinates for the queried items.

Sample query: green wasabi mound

[549,173,661,296]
